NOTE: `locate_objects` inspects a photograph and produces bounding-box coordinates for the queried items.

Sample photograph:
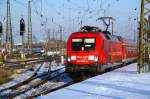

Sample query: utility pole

[133,18,137,41]
[47,28,50,51]
[28,0,33,53]
[47,29,51,44]
[6,0,13,54]
[55,29,58,54]
[52,29,55,51]
[139,0,150,73]
[59,25,63,54]
[112,21,114,35]
[80,20,83,28]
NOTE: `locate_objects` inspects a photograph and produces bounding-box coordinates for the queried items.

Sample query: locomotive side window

[71,38,95,51]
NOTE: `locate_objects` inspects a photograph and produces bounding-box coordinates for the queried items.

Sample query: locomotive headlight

[67,56,71,62]
[88,56,98,62]
[88,56,95,60]
[94,56,98,62]
[71,56,76,60]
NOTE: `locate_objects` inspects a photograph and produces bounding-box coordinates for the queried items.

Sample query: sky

[0,0,141,44]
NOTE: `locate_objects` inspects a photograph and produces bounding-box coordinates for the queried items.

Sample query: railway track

[10,68,65,99]
[0,58,136,98]
[10,63,126,98]
[24,63,126,98]
[0,57,53,85]
[0,62,44,93]
[4,57,48,66]
[0,63,65,99]
[15,72,72,99]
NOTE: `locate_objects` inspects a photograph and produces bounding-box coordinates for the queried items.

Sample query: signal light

[20,18,25,36]
[0,21,2,34]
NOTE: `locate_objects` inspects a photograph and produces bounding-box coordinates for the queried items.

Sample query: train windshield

[72,38,95,51]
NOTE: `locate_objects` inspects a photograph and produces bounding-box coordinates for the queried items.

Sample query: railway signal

[0,21,2,45]
[20,18,25,59]
[20,18,25,36]
[0,21,2,34]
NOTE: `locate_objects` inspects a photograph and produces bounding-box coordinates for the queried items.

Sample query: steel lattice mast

[28,0,33,53]
[6,0,13,53]
[139,0,150,73]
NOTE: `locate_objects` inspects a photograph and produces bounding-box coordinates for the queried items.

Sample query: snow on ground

[38,63,150,99]
[0,61,65,91]
[0,64,41,90]
[15,73,72,99]
[36,61,65,76]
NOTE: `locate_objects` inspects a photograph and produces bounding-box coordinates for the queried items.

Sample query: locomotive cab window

[72,38,95,51]
[84,38,95,50]
[72,38,83,51]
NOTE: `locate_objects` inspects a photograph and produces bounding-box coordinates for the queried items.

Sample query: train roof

[80,26,102,32]
[71,31,121,42]
[71,26,136,43]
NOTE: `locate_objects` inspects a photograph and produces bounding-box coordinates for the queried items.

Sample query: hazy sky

[0,0,140,44]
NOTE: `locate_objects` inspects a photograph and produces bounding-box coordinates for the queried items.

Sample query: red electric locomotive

[66,26,138,73]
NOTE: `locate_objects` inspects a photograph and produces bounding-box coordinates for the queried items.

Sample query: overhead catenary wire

[2,0,128,45]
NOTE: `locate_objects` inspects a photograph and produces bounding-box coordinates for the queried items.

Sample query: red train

[66,26,138,73]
